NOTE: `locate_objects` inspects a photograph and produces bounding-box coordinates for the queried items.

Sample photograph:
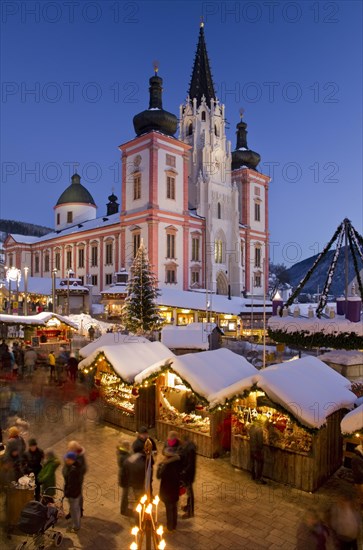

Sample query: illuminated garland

[280,221,344,316]
[268,327,363,350]
[348,226,363,298]
[316,227,344,317]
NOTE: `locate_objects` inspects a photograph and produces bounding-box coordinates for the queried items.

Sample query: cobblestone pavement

[0,374,362,549]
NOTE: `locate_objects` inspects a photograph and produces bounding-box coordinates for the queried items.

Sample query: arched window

[188,122,193,136]
[214,124,219,137]
[214,240,223,264]
[201,111,206,121]
[217,202,221,219]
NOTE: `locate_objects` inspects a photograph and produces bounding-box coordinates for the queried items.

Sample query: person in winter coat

[157,446,182,532]
[67,441,87,517]
[179,433,197,519]
[67,354,79,382]
[1,438,24,484]
[38,450,60,498]
[116,439,131,515]
[249,417,266,484]
[63,452,83,532]
[121,452,146,510]
[351,438,363,507]
[329,491,362,550]
[24,346,37,378]
[24,438,44,500]
[8,426,26,457]
[48,351,56,381]
[296,509,330,550]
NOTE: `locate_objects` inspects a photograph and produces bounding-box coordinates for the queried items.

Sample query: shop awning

[135,348,258,404]
[255,356,356,429]
[79,333,149,358]
[341,403,363,434]
[0,312,78,329]
[78,341,175,384]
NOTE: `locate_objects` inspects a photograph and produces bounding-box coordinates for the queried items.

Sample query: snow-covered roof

[78,341,174,384]
[161,322,217,350]
[79,333,149,358]
[0,276,89,296]
[268,314,363,337]
[100,284,127,295]
[341,404,363,434]
[135,348,257,404]
[255,356,356,429]
[318,350,363,366]
[0,312,78,329]
[7,234,40,244]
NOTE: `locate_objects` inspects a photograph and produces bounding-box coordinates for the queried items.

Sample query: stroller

[15,488,64,550]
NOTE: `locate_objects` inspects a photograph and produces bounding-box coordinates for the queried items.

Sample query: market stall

[340,402,363,467]
[318,350,363,381]
[135,348,257,458]
[78,341,174,431]
[224,356,356,492]
[79,333,148,358]
[160,322,222,354]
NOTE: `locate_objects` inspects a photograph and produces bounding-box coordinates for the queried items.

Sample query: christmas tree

[124,240,162,334]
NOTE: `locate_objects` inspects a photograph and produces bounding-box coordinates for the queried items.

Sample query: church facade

[5,24,270,301]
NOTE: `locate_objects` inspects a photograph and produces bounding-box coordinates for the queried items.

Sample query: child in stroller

[16,488,64,549]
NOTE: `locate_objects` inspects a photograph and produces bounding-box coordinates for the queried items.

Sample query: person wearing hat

[66,440,87,518]
[24,438,44,500]
[38,449,60,499]
[157,445,182,532]
[63,451,82,532]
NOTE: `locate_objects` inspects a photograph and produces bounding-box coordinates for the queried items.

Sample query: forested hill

[0,219,52,237]
[285,247,363,297]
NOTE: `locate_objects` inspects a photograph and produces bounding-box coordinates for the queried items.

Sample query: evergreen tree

[124,241,162,334]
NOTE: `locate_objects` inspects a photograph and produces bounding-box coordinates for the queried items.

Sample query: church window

[201,111,206,121]
[44,254,50,273]
[55,252,60,270]
[192,237,200,261]
[66,250,72,270]
[34,256,40,273]
[166,175,175,200]
[67,211,73,223]
[191,270,200,286]
[217,202,222,219]
[133,233,141,258]
[166,266,176,284]
[105,273,113,285]
[91,245,98,267]
[255,247,261,268]
[254,202,261,222]
[105,243,113,265]
[166,154,176,167]
[215,240,223,264]
[56,213,60,225]
[133,174,141,200]
[214,124,219,137]
[166,233,176,259]
[78,248,84,268]
[91,274,98,286]
[187,122,193,136]
[254,274,261,287]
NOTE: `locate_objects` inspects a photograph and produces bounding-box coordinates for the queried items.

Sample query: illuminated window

[215,240,223,263]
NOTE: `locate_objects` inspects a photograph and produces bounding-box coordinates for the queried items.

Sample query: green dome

[56,174,96,206]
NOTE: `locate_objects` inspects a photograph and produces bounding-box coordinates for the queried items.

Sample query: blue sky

[1,0,362,265]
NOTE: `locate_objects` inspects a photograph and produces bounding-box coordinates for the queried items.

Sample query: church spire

[188,22,216,107]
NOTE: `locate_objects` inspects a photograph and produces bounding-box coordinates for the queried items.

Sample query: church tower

[179,23,242,297]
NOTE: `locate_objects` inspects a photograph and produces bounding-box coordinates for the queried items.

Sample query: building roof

[56,173,96,207]
[161,322,217,350]
[79,333,149,358]
[188,23,216,107]
[0,312,78,328]
[341,403,363,434]
[318,349,363,366]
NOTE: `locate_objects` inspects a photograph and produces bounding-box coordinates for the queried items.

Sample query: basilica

[5,24,270,303]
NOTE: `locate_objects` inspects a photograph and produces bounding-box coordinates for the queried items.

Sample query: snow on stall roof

[0,312,78,329]
[341,404,363,434]
[78,341,174,383]
[268,314,363,337]
[135,348,257,403]
[161,323,217,350]
[255,356,356,429]
[318,350,363,366]
[79,333,149,358]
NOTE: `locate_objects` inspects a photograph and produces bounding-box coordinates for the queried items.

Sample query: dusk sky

[1,0,362,266]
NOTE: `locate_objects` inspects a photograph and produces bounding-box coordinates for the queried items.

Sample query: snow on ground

[78,341,174,383]
[255,356,356,429]
[341,403,363,434]
[79,333,149,358]
[136,348,257,404]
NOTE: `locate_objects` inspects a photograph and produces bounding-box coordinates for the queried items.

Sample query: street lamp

[66,269,74,316]
[6,266,21,315]
[52,268,57,313]
[24,266,29,316]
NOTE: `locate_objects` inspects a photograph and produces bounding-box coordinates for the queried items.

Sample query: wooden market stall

[78,341,174,432]
[222,356,356,492]
[160,322,222,355]
[135,348,257,458]
[340,402,363,467]
[79,333,149,358]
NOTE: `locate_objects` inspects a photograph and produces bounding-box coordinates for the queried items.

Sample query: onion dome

[133,67,178,137]
[106,191,119,215]
[232,116,261,171]
[56,173,96,206]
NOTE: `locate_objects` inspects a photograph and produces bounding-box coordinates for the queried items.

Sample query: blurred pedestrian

[296,509,330,550]
[38,449,60,499]
[24,438,44,500]
[179,433,197,519]
[249,416,266,484]
[48,350,56,381]
[122,452,146,510]
[24,345,37,378]
[88,326,95,341]
[63,451,82,532]
[157,445,182,532]
[67,354,79,382]
[116,439,131,515]
[351,435,363,508]
[67,440,87,517]
[329,492,362,549]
